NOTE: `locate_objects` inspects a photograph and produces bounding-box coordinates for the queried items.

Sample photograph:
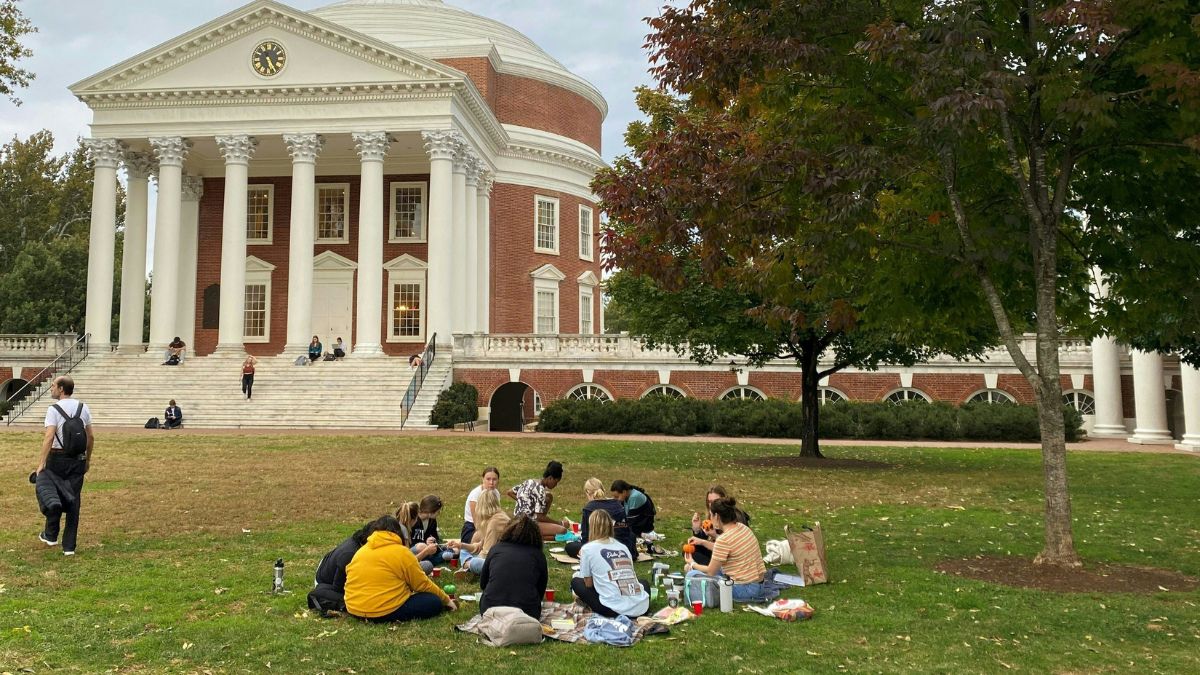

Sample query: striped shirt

[711,523,766,583]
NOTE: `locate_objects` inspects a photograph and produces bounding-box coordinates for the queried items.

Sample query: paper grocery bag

[785,523,828,585]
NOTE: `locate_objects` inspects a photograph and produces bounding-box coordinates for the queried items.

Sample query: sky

[2,0,663,162]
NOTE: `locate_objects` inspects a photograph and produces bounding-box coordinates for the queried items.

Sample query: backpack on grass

[51,403,88,457]
[145,417,160,429]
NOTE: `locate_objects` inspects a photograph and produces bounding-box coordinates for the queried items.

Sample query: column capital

[422,129,463,162]
[464,156,485,188]
[181,175,205,202]
[84,138,126,169]
[123,151,156,180]
[215,135,258,165]
[149,137,192,167]
[283,133,324,163]
[352,131,391,162]
[479,170,495,195]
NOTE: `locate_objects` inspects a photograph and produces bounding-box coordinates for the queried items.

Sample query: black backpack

[51,403,88,457]
[145,417,160,429]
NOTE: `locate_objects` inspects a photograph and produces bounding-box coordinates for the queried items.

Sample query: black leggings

[242,373,254,399]
[570,577,650,618]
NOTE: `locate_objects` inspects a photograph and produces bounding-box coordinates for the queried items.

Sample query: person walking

[241,355,257,400]
[36,376,93,556]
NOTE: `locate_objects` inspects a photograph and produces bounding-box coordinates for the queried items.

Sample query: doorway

[490,382,532,432]
[311,281,352,348]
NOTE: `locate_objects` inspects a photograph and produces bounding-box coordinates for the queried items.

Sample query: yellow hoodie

[344,530,450,618]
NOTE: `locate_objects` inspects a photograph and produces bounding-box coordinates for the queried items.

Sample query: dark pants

[307,584,345,613]
[333,348,345,359]
[242,373,254,399]
[563,540,583,558]
[354,592,444,622]
[570,577,650,618]
[164,417,182,429]
[691,544,713,567]
[41,453,86,553]
[459,521,476,545]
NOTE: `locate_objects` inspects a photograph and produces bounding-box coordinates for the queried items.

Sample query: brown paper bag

[785,523,828,585]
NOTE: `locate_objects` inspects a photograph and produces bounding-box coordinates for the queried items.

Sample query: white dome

[311,0,607,117]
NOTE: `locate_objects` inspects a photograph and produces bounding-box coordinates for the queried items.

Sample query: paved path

[3,424,1194,455]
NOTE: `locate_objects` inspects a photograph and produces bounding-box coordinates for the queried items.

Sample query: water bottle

[719,577,734,613]
[272,558,285,594]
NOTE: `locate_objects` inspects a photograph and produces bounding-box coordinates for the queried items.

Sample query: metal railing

[399,334,438,429]
[4,333,90,425]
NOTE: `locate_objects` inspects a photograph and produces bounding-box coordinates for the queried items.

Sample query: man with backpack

[36,376,93,556]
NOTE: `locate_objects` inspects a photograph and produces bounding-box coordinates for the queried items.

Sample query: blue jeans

[685,569,772,603]
[466,555,485,575]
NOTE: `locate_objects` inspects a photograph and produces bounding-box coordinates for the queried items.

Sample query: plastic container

[719,578,734,613]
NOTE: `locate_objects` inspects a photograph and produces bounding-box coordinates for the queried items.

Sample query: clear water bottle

[719,577,734,613]
[272,558,285,594]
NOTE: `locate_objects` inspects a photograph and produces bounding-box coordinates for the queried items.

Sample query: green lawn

[0,432,1197,673]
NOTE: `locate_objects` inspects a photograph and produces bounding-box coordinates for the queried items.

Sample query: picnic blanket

[455,601,669,646]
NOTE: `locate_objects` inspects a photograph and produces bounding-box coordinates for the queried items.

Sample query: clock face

[251,41,286,77]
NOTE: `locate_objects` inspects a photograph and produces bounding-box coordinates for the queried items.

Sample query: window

[535,196,559,254]
[642,385,686,399]
[391,281,423,340]
[885,388,931,404]
[579,205,593,260]
[720,386,766,401]
[567,384,612,402]
[579,289,594,334]
[246,185,273,244]
[390,182,427,241]
[315,183,349,243]
[244,284,267,340]
[967,389,1016,405]
[818,387,847,404]
[536,290,557,334]
[1063,390,1096,414]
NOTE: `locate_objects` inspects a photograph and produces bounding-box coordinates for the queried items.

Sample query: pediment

[383,253,428,271]
[245,255,276,272]
[530,263,566,281]
[70,0,463,97]
[313,250,357,270]
[577,271,599,286]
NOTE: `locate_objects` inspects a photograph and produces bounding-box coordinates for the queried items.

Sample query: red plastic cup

[431,567,441,578]
[571,522,580,534]
[545,589,556,602]
[450,558,459,569]
[692,601,703,616]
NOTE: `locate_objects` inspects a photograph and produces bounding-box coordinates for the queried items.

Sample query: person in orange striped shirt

[684,497,769,602]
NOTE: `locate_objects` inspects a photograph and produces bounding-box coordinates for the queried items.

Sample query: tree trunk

[798,342,824,458]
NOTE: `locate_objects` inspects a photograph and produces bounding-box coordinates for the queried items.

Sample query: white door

[311,281,352,348]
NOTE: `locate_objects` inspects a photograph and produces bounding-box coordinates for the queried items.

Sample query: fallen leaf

[182,642,193,650]
[213,588,228,595]
[241,528,251,534]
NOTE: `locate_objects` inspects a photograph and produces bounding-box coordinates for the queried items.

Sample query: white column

[352,131,390,356]
[422,130,462,346]
[147,137,190,352]
[1177,363,1200,451]
[283,133,324,352]
[1129,349,1173,444]
[477,171,493,333]
[451,148,469,335]
[1090,336,1128,436]
[463,157,482,333]
[178,175,204,350]
[117,151,153,353]
[215,135,257,353]
[83,138,124,349]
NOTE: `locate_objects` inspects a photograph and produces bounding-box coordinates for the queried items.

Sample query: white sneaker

[38,532,58,546]
[63,551,75,556]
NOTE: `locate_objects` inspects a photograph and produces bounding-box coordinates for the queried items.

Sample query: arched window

[884,388,931,404]
[720,386,766,401]
[641,385,686,399]
[966,389,1016,405]
[819,387,847,404]
[566,384,612,402]
[1062,390,1096,414]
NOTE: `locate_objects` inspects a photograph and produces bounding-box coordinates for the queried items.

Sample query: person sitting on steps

[163,400,183,429]
[308,336,322,364]
[333,337,347,359]
[163,337,186,365]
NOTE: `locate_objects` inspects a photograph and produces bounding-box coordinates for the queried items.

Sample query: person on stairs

[241,355,257,400]
[308,336,323,364]
[163,400,183,429]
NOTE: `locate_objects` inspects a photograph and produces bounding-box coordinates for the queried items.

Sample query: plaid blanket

[455,601,669,646]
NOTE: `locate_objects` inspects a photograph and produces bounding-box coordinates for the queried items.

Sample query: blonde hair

[588,509,615,542]
[475,489,502,526]
[395,501,419,531]
[584,477,606,501]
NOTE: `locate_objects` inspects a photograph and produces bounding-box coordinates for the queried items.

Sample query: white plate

[549,547,565,553]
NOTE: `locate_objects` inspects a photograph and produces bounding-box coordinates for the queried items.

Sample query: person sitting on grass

[564,477,634,559]
[460,466,501,544]
[479,516,548,619]
[344,515,456,622]
[412,494,455,565]
[507,460,568,541]
[610,479,656,543]
[571,510,650,618]
[308,335,323,364]
[308,517,380,614]
[447,488,509,576]
[689,484,752,567]
[163,400,183,429]
[684,496,770,602]
[394,502,436,573]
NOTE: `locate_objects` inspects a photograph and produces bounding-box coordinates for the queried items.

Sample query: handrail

[4,333,91,425]
[399,334,438,429]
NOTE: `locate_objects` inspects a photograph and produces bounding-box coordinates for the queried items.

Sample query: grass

[0,432,1197,674]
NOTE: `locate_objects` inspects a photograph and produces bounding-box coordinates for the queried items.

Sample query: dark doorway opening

[490,382,532,432]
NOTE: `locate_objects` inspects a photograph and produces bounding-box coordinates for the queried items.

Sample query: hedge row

[429,382,479,429]
[535,396,1084,442]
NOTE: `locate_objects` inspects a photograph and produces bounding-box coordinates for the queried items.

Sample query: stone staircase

[6,350,453,430]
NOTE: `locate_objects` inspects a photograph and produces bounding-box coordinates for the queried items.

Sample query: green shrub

[429,382,479,429]
[1063,405,1085,442]
[817,401,854,438]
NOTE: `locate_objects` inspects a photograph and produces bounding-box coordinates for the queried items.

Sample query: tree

[638,0,1200,566]
[596,88,996,458]
[0,0,35,104]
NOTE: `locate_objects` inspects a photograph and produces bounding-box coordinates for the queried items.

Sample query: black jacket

[314,536,362,592]
[411,517,440,544]
[479,541,548,619]
[580,498,636,557]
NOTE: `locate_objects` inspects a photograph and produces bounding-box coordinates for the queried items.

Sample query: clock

[251,40,287,77]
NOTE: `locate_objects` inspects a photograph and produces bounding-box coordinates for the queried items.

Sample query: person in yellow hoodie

[344,515,456,622]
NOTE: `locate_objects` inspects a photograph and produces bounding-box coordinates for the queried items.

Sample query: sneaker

[63,551,75,556]
[38,532,58,546]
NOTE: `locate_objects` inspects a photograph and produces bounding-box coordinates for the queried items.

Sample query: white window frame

[246,184,274,245]
[534,195,560,255]
[578,204,594,261]
[566,384,613,402]
[531,264,565,335]
[578,288,594,335]
[243,256,276,343]
[884,388,932,404]
[384,254,428,343]
[641,384,686,399]
[966,389,1016,405]
[719,386,767,401]
[1063,390,1097,415]
[817,386,848,404]
[314,182,351,244]
[389,181,428,243]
